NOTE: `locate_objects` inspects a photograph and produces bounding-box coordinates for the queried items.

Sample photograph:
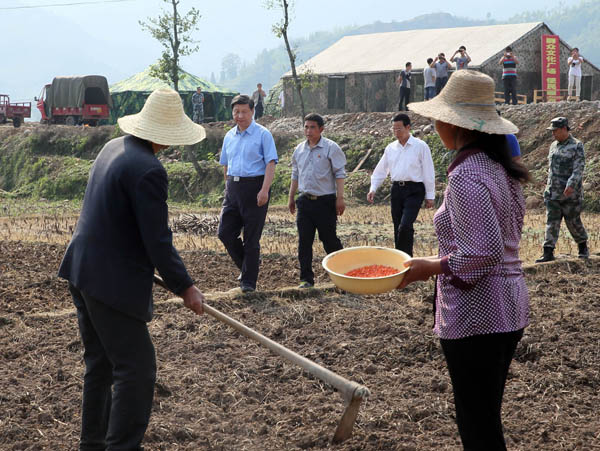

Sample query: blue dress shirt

[219,120,278,176]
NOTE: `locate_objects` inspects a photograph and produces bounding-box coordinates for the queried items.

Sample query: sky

[2,0,571,112]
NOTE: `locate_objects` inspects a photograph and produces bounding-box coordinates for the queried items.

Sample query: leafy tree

[221,53,242,81]
[264,0,306,118]
[139,0,201,92]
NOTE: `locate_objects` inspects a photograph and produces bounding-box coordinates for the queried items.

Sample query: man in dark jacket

[58,88,206,450]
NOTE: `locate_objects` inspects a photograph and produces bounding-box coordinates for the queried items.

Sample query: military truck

[36,75,112,126]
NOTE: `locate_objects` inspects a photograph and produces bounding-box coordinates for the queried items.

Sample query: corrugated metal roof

[289,22,543,75]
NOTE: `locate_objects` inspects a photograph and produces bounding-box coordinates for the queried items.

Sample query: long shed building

[281,22,600,115]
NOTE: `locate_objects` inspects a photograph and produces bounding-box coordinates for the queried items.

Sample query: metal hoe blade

[333,386,370,444]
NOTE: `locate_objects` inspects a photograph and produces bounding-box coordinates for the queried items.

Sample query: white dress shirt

[369,135,436,200]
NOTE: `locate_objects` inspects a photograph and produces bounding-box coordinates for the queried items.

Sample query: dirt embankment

[2,101,599,207]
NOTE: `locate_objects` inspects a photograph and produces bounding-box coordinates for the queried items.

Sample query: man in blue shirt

[218,94,278,292]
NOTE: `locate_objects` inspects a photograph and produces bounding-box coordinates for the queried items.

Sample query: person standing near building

[567,48,584,101]
[288,113,346,288]
[192,86,204,124]
[431,53,450,95]
[218,94,278,292]
[58,88,206,450]
[252,83,267,119]
[536,117,589,263]
[450,46,471,70]
[424,58,437,100]
[397,62,412,111]
[367,113,435,256]
[278,89,285,116]
[499,46,519,105]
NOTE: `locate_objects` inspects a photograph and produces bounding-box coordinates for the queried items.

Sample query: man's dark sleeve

[134,167,194,295]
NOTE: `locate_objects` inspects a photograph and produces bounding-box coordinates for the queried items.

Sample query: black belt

[301,193,335,200]
[392,180,422,186]
[227,175,264,182]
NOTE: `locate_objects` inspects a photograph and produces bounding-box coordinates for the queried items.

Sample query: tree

[220,53,242,81]
[264,0,305,119]
[139,0,201,92]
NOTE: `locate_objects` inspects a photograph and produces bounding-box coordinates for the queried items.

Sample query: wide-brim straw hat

[118,88,206,146]
[409,70,518,135]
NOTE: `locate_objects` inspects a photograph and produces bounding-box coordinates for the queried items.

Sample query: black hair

[197,87,202,90]
[304,113,324,127]
[467,131,530,182]
[506,46,512,52]
[392,113,410,126]
[427,57,433,64]
[231,94,254,110]
[406,62,412,68]
[459,45,466,51]
[573,47,579,52]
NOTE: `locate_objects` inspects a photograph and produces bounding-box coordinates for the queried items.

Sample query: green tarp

[47,76,112,111]
[110,67,238,124]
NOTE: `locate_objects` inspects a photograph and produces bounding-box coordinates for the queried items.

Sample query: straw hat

[118,88,206,146]
[409,70,518,135]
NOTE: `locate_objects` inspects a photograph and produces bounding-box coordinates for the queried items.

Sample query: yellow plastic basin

[322,246,410,294]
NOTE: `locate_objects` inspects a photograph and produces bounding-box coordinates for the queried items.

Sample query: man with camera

[430,53,449,95]
[499,46,519,105]
[567,48,584,100]
[451,46,471,70]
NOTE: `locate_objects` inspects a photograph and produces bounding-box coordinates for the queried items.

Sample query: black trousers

[255,102,264,119]
[503,77,518,105]
[218,177,269,289]
[390,182,425,256]
[436,76,448,95]
[69,283,156,451]
[398,87,411,111]
[440,329,524,451]
[296,194,343,284]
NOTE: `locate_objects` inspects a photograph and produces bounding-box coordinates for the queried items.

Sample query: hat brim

[118,112,206,146]
[409,97,518,135]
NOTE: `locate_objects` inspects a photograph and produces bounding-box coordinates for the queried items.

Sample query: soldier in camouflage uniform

[192,87,204,124]
[536,117,589,262]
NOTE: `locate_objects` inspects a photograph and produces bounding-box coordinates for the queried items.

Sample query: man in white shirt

[567,48,584,100]
[424,58,436,100]
[367,113,435,256]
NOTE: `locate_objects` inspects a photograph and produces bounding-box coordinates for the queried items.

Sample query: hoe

[154,275,370,443]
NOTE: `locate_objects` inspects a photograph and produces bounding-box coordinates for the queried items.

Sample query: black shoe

[240,284,255,293]
[578,242,589,259]
[535,247,555,263]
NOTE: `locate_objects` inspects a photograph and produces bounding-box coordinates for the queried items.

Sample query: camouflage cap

[546,117,570,130]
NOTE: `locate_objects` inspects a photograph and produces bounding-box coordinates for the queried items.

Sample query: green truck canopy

[47,75,112,110]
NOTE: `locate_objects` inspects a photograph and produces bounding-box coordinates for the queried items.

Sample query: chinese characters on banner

[542,35,561,102]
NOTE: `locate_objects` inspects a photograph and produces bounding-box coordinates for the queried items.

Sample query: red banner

[542,34,560,102]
